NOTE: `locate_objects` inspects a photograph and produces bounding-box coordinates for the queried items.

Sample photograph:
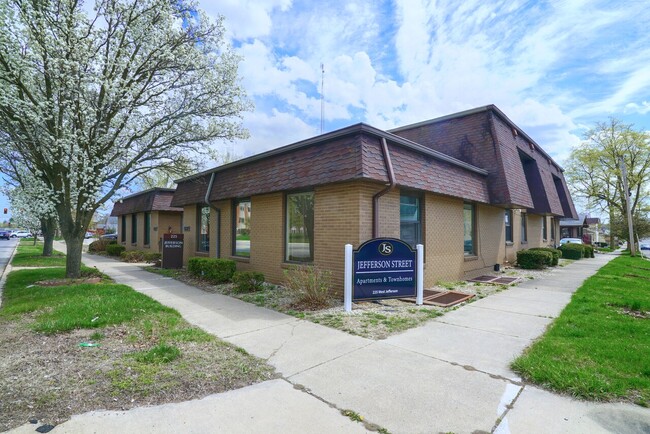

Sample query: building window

[400,193,421,247]
[197,205,209,253]
[233,199,251,257]
[551,217,556,240]
[144,212,151,245]
[521,212,528,243]
[121,215,126,243]
[131,214,137,244]
[464,203,476,255]
[286,192,314,262]
[505,210,513,243]
[542,216,547,241]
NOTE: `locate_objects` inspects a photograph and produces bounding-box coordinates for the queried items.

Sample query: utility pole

[620,157,636,255]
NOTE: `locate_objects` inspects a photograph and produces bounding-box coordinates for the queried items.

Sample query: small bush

[232,271,265,293]
[517,250,553,269]
[106,244,126,257]
[187,257,236,283]
[144,252,162,263]
[88,238,117,253]
[529,247,562,266]
[559,243,584,260]
[283,265,332,309]
[583,244,595,258]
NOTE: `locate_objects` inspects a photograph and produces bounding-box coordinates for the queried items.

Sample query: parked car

[13,231,32,238]
[641,243,650,251]
[559,238,583,245]
[593,242,608,248]
[101,233,118,240]
[85,231,94,239]
[0,230,10,240]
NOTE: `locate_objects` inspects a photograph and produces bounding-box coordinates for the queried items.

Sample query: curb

[0,240,20,309]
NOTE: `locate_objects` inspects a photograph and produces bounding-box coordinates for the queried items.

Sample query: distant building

[111,188,183,252]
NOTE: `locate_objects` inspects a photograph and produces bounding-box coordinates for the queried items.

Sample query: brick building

[111,188,183,252]
[138,105,576,293]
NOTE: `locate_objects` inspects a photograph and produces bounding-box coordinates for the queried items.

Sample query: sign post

[162,233,184,269]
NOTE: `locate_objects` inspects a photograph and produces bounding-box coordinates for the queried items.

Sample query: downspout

[204,172,220,258]
[373,137,396,238]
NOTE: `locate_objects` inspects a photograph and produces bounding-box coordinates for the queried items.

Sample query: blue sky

[2,0,649,221]
[204,0,649,165]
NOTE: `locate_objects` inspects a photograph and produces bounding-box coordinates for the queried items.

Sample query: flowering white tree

[6,183,53,247]
[0,0,250,277]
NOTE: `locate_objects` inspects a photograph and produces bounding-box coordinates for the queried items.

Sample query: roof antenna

[320,63,325,134]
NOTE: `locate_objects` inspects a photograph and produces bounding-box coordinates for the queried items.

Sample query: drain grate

[426,291,474,307]
[468,275,499,283]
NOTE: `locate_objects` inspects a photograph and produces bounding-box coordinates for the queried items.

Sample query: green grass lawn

[512,255,650,406]
[11,241,66,267]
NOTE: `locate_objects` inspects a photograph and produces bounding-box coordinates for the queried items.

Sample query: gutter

[373,137,396,238]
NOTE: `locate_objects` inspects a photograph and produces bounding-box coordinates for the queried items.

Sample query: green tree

[565,118,650,243]
[0,0,250,277]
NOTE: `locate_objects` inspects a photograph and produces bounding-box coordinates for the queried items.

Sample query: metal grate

[467,275,499,283]
[426,291,474,307]
[491,277,520,285]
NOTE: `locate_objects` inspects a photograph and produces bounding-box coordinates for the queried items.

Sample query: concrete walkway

[11,246,650,434]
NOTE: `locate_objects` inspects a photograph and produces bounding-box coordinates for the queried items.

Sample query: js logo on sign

[378,241,393,255]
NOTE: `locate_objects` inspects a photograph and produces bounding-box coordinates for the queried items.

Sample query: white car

[559,238,583,245]
[13,231,32,238]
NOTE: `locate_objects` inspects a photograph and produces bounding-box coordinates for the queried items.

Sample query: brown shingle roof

[111,188,183,216]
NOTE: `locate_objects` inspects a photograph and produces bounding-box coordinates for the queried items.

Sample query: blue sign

[353,238,417,300]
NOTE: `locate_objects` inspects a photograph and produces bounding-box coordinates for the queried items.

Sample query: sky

[2,0,650,221]
[200,0,649,166]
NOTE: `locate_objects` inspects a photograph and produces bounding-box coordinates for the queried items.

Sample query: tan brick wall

[182,206,200,264]
[462,204,506,279]
[376,187,400,238]
[423,194,464,283]
[248,193,284,282]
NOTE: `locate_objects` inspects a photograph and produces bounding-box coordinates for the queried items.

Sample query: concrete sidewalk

[13,246,650,434]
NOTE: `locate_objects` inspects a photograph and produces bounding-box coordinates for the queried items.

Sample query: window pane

[464,203,474,255]
[198,206,209,252]
[121,215,126,242]
[505,210,513,242]
[542,217,547,240]
[286,192,314,262]
[131,214,137,244]
[521,213,527,242]
[234,199,251,256]
[400,194,421,247]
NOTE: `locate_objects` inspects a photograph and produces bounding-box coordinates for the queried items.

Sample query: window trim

[542,216,548,241]
[121,215,126,243]
[232,198,251,257]
[521,212,528,243]
[463,202,476,256]
[196,205,210,253]
[551,217,556,240]
[285,191,314,263]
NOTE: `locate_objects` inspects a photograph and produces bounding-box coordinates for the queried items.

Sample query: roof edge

[117,187,176,201]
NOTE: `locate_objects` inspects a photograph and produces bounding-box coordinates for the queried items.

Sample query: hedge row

[106,244,126,257]
[529,247,562,266]
[517,250,553,269]
[120,250,161,263]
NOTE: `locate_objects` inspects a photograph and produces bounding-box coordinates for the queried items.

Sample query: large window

[400,193,421,247]
[233,199,251,257]
[197,205,209,253]
[542,216,548,241]
[286,192,314,262]
[121,215,126,243]
[144,212,151,245]
[131,214,137,244]
[521,212,528,243]
[505,210,513,243]
[464,203,476,255]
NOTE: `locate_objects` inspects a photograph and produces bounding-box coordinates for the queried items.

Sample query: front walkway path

[16,245,649,434]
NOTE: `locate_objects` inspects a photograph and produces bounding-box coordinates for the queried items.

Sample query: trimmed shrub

[88,238,117,253]
[187,257,236,283]
[120,250,161,263]
[283,265,332,309]
[517,250,553,269]
[559,243,584,260]
[106,244,126,257]
[583,244,595,258]
[232,271,265,293]
[529,247,562,266]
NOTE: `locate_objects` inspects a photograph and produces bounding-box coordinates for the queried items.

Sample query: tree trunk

[41,217,55,257]
[63,233,85,278]
[57,207,92,279]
